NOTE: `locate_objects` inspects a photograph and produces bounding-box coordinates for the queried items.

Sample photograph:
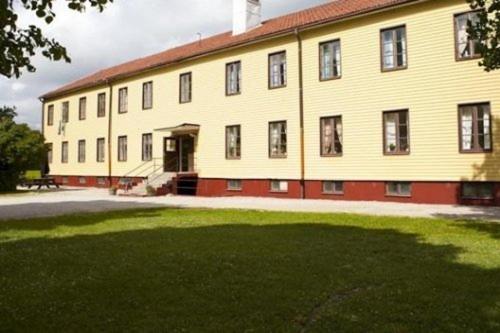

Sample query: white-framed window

[269,121,287,158]
[269,51,287,88]
[226,61,242,95]
[322,181,344,194]
[320,40,341,80]
[227,179,242,191]
[270,180,288,192]
[386,182,412,197]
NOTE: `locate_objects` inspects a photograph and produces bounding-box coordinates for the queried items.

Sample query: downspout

[295,28,306,199]
[39,98,45,137]
[107,80,114,187]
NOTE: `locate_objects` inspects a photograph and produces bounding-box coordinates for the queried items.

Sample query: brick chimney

[233,0,262,35]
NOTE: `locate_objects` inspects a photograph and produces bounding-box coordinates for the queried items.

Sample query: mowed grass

[0,209,499,332]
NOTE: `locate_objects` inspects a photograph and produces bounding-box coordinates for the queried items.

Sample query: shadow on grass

[0,201,172,223]
[0,215,499,332]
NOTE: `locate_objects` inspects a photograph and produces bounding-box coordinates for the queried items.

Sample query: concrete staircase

[119,172,176,197]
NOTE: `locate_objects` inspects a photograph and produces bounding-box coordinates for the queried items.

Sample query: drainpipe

[39,97,45,137]
[107,80,114,187]
[295,28,306,199]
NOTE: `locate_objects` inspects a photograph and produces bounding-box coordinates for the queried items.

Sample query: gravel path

[1,187,499,221]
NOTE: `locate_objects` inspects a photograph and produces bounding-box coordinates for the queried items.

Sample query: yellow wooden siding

[302,0,500,181]
[44,0,500,182]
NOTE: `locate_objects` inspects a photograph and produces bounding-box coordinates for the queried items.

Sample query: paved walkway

[1,187,499,221]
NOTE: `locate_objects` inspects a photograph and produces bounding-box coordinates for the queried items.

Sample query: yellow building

[41,0,500,205]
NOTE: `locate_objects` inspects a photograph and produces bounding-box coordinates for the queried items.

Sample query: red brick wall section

[197,179,302,199]
[51,176,144,189]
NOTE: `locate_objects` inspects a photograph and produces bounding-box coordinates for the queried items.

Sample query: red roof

[42,0,419,99]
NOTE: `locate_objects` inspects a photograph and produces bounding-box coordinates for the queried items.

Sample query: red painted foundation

[50,175,500,206]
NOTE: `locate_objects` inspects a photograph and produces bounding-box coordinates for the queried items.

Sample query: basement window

[97,177,106,186]
[461,182,494,199]
[227,179,242,191]
[62,177,69,185]
[323,181,344,195]
[79,177,86,185]
[270,180,288,193]
[386,182,411,197]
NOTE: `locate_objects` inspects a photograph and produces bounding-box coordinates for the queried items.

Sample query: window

[97,138,105,162]
[269,51,287,88]
[47,105,54,126]
[462,182,494,199]
[381,26,407,71]
[383,110,410,155]
[143,82,153,109]
[97,93,106,117]
[118,136,127,162]
[270,180,288,192]
[269,121,287,158]
[79,97,86,120]
[61,141,68,163]
[226,125,241,159]
[142,133,153,161]
[78,140,86,163]
[320,116,343,156]
[118,87,128,114]
[386,182,412,197]
[319,40,341,80]
[179,73,192,103]
[227,179,242,191]
[459,103,492,153]
[323,181,344,194]
[62,176,69,185]
[97,177,106,186]
[455,12,481,60]
[226,61,242,95]
[62,102,69,123]
[47,143,53,164]
[79,177,87,185]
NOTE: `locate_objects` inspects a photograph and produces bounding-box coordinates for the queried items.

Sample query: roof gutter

[42,0,428,100]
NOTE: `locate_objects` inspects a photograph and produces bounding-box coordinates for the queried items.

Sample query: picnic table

[23,177,60,190]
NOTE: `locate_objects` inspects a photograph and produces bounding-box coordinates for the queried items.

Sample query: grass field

[0,208,499,332]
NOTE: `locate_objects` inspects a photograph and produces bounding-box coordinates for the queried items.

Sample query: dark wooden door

[163,138,179,172]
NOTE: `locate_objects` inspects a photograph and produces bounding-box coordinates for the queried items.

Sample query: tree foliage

[1,0,114,78]
[468,0,500,71]
[0,106,46,191]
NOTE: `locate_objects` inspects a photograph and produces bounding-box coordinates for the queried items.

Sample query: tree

[1,0,114,78]
[0,106,46,191]
[467,0,500,71]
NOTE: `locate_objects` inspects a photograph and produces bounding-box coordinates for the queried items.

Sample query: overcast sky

[0,0,326,129]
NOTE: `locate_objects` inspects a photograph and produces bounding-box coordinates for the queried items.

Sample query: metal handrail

[121,157,163,179]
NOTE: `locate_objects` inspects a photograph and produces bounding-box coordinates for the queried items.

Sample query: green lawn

[0,209,499,332]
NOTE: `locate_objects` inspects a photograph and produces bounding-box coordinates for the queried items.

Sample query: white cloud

[0,0,327,128]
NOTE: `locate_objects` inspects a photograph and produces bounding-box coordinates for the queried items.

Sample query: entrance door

[163,138,178,172]
[180,136,195,172]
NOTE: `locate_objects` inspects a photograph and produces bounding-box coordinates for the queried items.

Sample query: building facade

[41,0,500,205]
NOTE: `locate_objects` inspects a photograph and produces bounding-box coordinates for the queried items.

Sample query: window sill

[269,155,288,159]
[270,190,288,194]
[227,188,242,192]
[226,157,241,160]
[322,192,344,196]
[268,85,287,90]
[321,153,343,158]
[320,76,342,82]
[460,149,493,154]
[384,151,410,156]
[455,55,482,62]
[226,92,241,97]
[385,193,412,198]
[381,66,407,73]
[461,196,494,201]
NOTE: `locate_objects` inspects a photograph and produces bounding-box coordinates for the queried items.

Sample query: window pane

[322,118,334,155]
[461,107,474,150]
[385,113,397,152]
[396,28,406,66]
[383,31,394,68]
